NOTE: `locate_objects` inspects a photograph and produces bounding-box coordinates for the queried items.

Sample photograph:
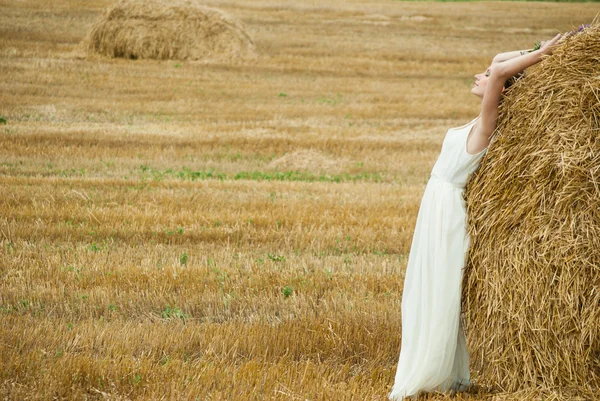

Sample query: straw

[462,21,600,399]
[80,0,255,61]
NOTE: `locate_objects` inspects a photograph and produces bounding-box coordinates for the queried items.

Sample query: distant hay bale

[268,150,344,174]
[80,0,255,61]
[463,23,600,398]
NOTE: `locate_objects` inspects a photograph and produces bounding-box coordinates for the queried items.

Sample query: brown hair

[504,71,524,90]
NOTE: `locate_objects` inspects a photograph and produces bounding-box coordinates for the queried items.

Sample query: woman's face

[471,66,491,98]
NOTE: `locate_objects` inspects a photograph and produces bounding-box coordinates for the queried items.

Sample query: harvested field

[0,0,597,399]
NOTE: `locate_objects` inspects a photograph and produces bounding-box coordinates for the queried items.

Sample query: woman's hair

[504,71,524,90]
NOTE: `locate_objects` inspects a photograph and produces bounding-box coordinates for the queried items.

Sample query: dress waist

[430,172,464,189]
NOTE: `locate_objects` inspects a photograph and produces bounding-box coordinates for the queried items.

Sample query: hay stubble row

[0,0,597,399]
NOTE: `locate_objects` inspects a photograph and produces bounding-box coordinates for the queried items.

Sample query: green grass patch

[138,165,383,183]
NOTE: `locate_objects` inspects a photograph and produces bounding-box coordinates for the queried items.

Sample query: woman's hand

[539,33,562,55]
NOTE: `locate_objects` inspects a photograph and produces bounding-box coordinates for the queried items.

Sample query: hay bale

[462,22,600,398]
[80,0,255,61]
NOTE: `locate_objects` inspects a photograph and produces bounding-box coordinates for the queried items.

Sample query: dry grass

[0,0,598,399]
[267,149,346,174]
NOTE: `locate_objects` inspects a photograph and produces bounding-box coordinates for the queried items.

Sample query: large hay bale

[463,23,600,398]
[80,0,255,61]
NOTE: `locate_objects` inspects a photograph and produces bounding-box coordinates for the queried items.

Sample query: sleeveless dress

[389,117,488,400]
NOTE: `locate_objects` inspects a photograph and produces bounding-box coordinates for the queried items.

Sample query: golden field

[0,0,597,399]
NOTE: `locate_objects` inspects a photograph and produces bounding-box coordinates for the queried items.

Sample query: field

[1,0,598,400]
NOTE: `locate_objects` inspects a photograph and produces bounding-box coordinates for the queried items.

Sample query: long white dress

[389,117,488,400]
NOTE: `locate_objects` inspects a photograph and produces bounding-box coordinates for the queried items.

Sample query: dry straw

[80,0,255,61]
[463,21,600,399]
[267,150,346,174]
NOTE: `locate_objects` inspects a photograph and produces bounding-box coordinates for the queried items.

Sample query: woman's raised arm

[492,49,533,64]
[478,34,562,141]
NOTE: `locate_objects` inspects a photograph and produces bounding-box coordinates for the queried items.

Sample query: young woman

[388,34,562,400]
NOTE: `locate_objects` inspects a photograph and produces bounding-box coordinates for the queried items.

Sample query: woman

[388,34,562,400]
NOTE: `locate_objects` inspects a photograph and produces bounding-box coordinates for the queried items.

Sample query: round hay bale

[462,23,600,398]
[80,0,255,61]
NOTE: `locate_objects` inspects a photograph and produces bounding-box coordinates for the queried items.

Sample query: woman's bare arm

[492,38,554,64]
[471,34,562,151]
[491,49,533,64]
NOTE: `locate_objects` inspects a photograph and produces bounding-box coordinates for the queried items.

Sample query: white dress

[389,117,487,400]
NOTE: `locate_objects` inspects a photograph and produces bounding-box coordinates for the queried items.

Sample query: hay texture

[462,22,600,398]
[81,0,255,61]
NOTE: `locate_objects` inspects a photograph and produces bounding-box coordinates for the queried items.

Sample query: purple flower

[567,23,590,36]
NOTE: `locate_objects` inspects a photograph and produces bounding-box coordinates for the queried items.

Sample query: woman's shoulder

[449,116,480,132]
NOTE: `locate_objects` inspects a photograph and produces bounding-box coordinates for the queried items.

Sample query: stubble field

[1,0,598,399]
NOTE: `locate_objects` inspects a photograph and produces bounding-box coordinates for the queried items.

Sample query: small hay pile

[80,0,255,61]
[268,150,344,174]
[463,23,600,398]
